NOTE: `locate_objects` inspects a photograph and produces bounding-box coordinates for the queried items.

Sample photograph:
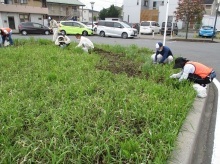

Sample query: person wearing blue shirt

[151,42,173,64]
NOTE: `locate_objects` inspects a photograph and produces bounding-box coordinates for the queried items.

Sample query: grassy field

[0,38,196,163]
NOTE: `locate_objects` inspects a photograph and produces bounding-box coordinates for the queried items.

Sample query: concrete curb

[168,88,209,164]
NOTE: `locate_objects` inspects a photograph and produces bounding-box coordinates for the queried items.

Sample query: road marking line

[212,78,220,164]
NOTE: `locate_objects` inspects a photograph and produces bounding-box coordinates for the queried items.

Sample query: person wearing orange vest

[170,57,216,86]
[0,27,13,46]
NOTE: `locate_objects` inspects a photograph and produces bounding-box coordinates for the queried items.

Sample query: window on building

[14,0,19,3]
[137,0,139,5]
[153,1,157,9]
[19,14,29,22]
[144,0,148,6]
[20,0,27,4]
[168,16,173,22]
[72,6,77,11]
[206,5,211,9]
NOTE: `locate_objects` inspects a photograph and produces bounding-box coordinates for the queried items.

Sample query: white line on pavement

[212,78,220,164]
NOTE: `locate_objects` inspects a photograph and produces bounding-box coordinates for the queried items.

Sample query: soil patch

[94,47,143,78]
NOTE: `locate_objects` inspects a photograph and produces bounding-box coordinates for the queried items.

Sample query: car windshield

[162,22,172,27]
[202,26,213,30]
[141,22,150,26]
[120,22,132,28]
[77,22,87,27]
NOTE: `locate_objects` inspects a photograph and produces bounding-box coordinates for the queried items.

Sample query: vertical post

[90,2,95,31]
[82,6,84,22]
[163,0,170,46]
[212,2,219,42]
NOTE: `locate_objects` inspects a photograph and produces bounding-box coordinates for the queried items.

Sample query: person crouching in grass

[75,33,94,53]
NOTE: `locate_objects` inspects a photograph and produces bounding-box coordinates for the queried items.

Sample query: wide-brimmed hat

[173,57,188,69]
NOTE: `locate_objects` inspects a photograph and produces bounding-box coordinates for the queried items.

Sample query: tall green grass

[0,39,195,163]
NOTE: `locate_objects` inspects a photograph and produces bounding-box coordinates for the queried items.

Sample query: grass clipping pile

[94,47,142,77]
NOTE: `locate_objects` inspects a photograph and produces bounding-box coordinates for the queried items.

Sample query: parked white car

[139,21,160,34]
[85,22,98,32]
[97,20,138,39]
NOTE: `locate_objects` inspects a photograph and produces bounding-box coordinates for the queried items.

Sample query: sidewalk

[138,32,220,43]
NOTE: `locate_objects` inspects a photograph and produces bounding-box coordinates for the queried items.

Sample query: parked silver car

[97,20,138,39]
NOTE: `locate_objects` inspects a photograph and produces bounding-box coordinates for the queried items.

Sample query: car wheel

[21,30,27,35]
[44,30,50,35]
[100,31,105,37]
[60,30,66,35]
[82,31,88,36]
[122,32,128,39]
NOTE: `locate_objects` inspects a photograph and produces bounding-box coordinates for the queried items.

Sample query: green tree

[99,5,120,20]
[99,8,108,20]
[174,0,204,39]
[107,5,120,18]
[93,16,97,21]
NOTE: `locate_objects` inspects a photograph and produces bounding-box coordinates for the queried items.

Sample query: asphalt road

[12,33,220,163]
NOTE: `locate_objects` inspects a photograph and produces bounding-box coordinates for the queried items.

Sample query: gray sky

[79,0,123,11]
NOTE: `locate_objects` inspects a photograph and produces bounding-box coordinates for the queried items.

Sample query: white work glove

[170,74,179,78]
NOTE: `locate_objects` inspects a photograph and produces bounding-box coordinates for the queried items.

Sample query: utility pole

[212,2,219,41]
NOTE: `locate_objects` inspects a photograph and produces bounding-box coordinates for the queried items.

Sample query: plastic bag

[4,40,10,47]
[193,84,207,98]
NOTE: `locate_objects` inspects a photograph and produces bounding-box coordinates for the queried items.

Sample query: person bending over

[55,33,71,48]
[170,57,216,86]
[75,33,94,53]
[0,27,13,46]
[151,42,173,64]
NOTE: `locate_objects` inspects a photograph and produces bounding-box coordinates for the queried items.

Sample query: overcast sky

[79,0,123,11]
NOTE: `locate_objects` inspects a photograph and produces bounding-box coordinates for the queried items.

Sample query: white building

[79,8,99,22]
[123,0,164,23]
[158,0,183,29]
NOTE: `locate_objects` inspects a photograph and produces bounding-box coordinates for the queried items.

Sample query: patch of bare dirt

[94,48,143,78]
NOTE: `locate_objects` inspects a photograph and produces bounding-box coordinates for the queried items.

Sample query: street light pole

[90,2,95,31]
[212,2,219,41]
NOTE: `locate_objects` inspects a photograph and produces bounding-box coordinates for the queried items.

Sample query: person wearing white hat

[55,33,71,48]
[151,42,173,64]
[49,17,59,42]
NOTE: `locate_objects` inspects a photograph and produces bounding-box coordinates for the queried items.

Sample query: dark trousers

[2,33,13,45]
[188,71,216,85]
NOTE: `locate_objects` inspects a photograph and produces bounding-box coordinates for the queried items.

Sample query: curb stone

[168,87,209,164]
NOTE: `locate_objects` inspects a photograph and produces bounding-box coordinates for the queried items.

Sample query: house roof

[47,0,85,6]
[203,0,214,4]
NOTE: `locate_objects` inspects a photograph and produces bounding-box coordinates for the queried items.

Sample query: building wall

[30,13,44,24]
[123,0,141,23]
[47,4,81,21]
[158,0,183,29]
[140,10,159,21]
[79,9,99,22]
[123,0,163,23]
[0,12,19,29]
[27,0,42,7]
